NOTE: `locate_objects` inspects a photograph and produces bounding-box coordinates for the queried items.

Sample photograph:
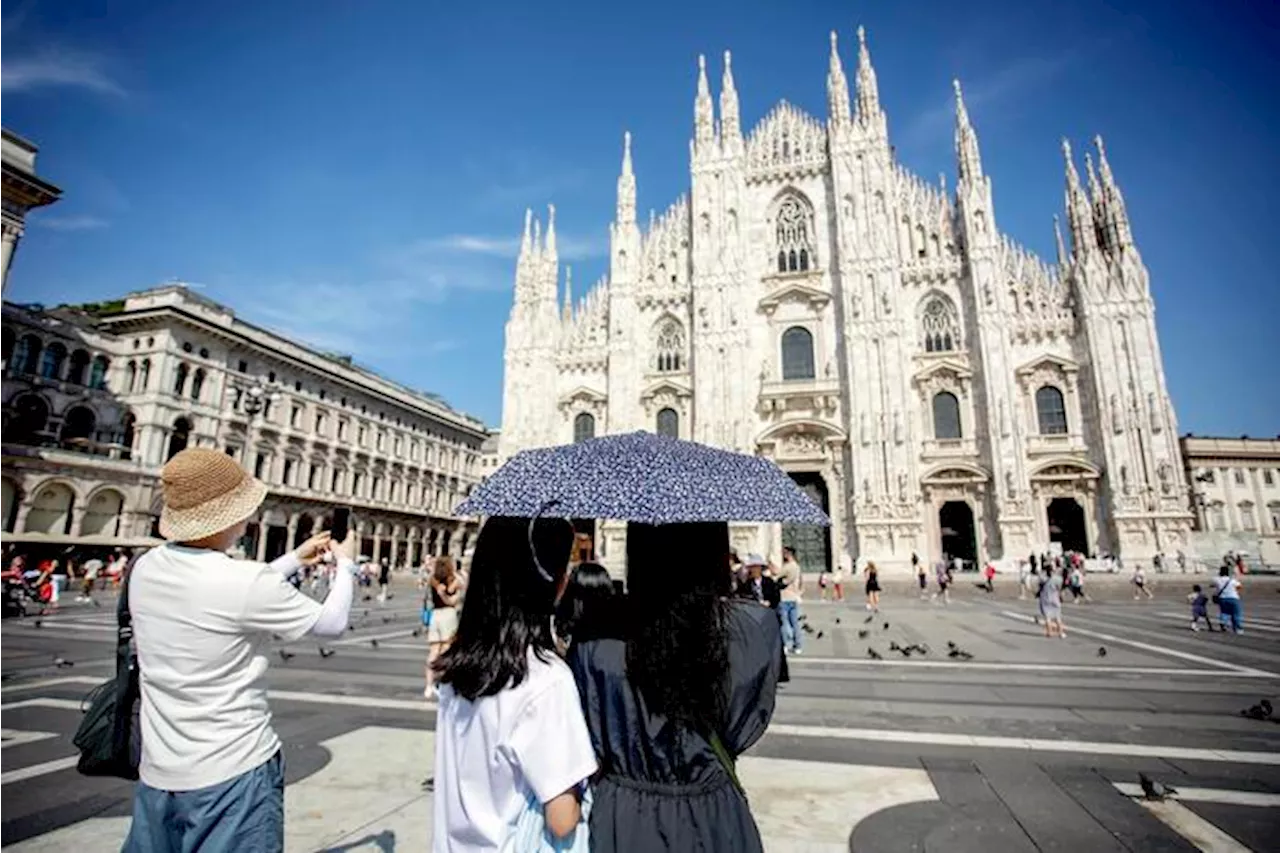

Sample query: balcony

[758,376,840,417]
[921,437,979,461]
[1025,432,1087,457]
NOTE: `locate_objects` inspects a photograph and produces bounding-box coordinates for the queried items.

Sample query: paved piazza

[3,575,1278,852]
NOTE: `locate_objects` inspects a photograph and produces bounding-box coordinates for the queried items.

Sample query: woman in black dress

[864,560,881,612]
[567,522,782,853]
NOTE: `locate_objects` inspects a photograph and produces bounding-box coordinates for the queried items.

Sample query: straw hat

[159,448,268,542]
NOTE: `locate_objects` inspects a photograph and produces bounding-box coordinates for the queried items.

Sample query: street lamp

[241,382,273,419]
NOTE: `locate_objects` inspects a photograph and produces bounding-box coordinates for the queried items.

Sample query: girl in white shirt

[432,516,597,852]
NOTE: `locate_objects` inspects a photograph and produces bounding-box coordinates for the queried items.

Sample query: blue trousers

[779,600,801,652]
[1218,598,1244,633]
[122,751,284,853]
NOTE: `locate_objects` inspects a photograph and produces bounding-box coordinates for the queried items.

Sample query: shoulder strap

[707,730,746,800]
[116,554,141,653]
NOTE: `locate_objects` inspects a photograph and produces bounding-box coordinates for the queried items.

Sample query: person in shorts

[932,558,951,605]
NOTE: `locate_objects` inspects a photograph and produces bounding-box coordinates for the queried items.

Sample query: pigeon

[362,594,372,601]
[278,650,295,662]
[272,633,283,641]
[412,627,423,638]
[857,629,869,639]
[1139,773,1176,800]
[382,616,393,624]
[319,647,336,659]
[867,648,883,660]
[92,598,102,608]
[1240,699,1274,720]
[946,641,957,650]
[882,622,890,630]
[33,619,42,629]
[911,643,930,656]
[370,639,380,649]
[889,641,903,652]
[347,625,356,632]
[54,657,74,668]
[897,646,913,658]
[816,630,825,640]
[834,617,841,625]
[863,615,875,624]
[421,777,434,792]
[1097,646,1107,658]
[948,648,974,660]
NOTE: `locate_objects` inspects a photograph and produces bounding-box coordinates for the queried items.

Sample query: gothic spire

[562,265,573,322]
[1053,214,1068,266]
[694,54,715,149]
[953,79,984,184]
[854,26,882,125]
[544,203,557,264]
[720,50,741,143]
[1094,135,1134,250]
[531,216,542,263]
[519,207,533,260]
[826,30,851,127]
[1084,151,1103,206]
[1061,139,1096,257]
[616,131,636,226]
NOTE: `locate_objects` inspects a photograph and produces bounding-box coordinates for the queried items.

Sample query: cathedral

[499,27,1193,574]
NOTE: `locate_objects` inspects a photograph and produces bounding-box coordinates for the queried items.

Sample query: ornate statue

[1157,461,1171,494]
[1005,470,1016,497]
[881,290,892,315]
[1120,465,1131,495]
[893,410,902,444]
[1110,394,1122,433]
[851,292,861,318]
[897,473,907,502]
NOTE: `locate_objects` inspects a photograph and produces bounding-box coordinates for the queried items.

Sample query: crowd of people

[2,546,132,615]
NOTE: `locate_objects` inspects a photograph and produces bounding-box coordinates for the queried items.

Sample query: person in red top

[982,560,996,593]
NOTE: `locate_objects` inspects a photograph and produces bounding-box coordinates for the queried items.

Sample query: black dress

[567,602,782,853]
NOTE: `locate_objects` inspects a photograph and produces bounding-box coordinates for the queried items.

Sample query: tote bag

[73,556,141,779]
[507,787,592,852]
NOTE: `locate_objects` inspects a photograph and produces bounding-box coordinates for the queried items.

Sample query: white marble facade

[500,28,1193,573]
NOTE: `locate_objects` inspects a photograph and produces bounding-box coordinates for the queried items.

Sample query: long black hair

[433,515,575,701]
[555,561,619,645]
[624,521,732,731]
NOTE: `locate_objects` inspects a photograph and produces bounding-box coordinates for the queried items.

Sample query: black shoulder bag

[73,555,142,779]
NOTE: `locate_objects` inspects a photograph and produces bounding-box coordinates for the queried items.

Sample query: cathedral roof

[746,101,827,179]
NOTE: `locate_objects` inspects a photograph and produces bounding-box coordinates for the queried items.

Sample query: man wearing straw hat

[122,448,358,852]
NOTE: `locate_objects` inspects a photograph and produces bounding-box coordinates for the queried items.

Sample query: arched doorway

[82,489,124,536]
[25,482,76,535]
[939,501,977,568]
[60,405,97,450]
[293,514,315,548]
[9,395,50,445]
[782,472,831,572]
[167,417,192,460]
[1047,497,1089,555]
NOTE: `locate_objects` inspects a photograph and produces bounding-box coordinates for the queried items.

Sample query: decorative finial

[857,24,866,45]
[953,78,963,100]
[698,53,706,72]
[724,49,731,68]
[1061,137,1072,159]
[830,30,838,50]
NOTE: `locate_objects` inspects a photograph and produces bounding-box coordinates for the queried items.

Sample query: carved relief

[780,432,825,458]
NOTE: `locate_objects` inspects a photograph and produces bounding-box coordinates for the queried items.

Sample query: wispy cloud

[903,50,1079,148]
[1,46,125,96]
[419,232,606,262]
[36,214,110,232]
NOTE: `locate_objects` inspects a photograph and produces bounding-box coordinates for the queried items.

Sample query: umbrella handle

[528,499,565,583]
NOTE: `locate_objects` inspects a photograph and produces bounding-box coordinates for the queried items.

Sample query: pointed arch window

[921,296,960,353]
[932,392,962,440]
[774,193,816,273]
[1035,386,1068,435]
[781,326,815,381]
[654,318,684,372]
[656,407,679,438]
[139,358,151,392]
[126,360,138,393]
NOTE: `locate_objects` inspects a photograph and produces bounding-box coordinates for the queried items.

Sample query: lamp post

[235,379,275,558]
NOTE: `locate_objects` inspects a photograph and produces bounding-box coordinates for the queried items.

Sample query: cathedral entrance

[572,518,596,562]
[782,472,831,573]
[938,501,976,569]
[1047,497,1089,556]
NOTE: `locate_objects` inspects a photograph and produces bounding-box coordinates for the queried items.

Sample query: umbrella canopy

[455,431,830,526]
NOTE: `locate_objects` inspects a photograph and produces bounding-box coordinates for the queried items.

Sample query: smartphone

[331,507,352,543]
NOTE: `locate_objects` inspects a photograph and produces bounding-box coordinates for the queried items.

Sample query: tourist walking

[1214,566,1244,634]
[377,558,392,604]
[569,522,782,853]
[1132,564,1154,600]
[123,448,356,853]
[777,546,804,654]
[432,515,596,852]
[863,560,881,611]
[1066,564,1087,602]
[1187,584,1215,632]
[735,553,788,684]
[932,557,952,605]
[917,554,929,598]
[833,550,850,601]
[424,555,463,699]
[1038,570,1065,638]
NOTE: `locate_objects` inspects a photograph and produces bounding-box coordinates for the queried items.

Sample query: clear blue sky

[3,0,1277,435]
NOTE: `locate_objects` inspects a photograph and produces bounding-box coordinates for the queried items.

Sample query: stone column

[255,522,268,561]
[1,220,22,294]
[389,530,400,569]
[373,529,383,564]
[286,513,299,551]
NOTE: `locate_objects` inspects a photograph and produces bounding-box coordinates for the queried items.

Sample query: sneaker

[792,648,803,656]
[1191,623,1200,632]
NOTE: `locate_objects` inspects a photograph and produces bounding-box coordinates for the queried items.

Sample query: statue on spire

[1093,135,1134,252]
[827,31,851,127]
[1061,139,1097,258]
